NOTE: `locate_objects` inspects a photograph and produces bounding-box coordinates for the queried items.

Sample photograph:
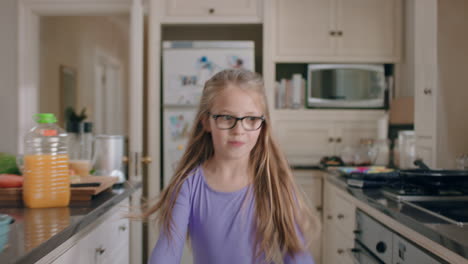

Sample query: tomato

[0,174,23,188]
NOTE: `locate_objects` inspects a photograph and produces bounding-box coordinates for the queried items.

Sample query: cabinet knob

[337,31,343,36]
[328,137,334,143]
[336,137,342,143]
[423,88,432,95]
[337,213,344,219]
[315,205,323,212]
[96,247,106,255]
[208,8,215,14]
[119,225,127,231]
[330,31,336,36]
[327,215,333,220]
[337,248,344,254]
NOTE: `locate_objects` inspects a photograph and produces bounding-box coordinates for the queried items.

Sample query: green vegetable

[0,153,21,175]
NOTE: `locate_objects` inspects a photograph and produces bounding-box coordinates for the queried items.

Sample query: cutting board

[0,176,118,202]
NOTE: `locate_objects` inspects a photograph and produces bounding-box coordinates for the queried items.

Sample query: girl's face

[204,85,264,161]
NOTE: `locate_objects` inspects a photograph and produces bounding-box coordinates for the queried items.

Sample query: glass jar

[398,130,416,169]
[67,122,93,178]
[372,139,390,166]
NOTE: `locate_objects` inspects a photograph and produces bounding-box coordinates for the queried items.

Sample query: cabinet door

[275,119,335,165]
[414,0,437,139]
[323,181,355,264]
[166,0,259,17]
[51,244,83,264]
[294,170,323,264]
[323,223,354,264]
[324,182,356,237]
[336,0,400,60]
[334,121,378,156]
[275,0,335,59]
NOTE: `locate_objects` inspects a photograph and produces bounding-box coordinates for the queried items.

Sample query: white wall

[0,0,18,154]
[40,16,130,135]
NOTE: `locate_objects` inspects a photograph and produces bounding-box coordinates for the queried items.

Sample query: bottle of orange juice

[22,113,70,208]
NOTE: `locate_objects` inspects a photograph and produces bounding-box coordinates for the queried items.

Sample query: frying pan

[399,160,468,187]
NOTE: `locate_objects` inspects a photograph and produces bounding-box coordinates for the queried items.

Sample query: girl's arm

[148,181,191,264]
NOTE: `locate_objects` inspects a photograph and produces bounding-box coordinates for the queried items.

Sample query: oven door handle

[346,248,361,264]
[347,247,384,264]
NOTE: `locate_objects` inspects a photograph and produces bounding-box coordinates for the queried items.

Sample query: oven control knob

[376,241,387,253]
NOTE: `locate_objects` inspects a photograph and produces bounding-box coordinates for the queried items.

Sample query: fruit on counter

[0,174,23,188]
[0,153,21,175]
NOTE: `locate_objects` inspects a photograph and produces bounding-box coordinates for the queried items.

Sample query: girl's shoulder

[179,164,204,193]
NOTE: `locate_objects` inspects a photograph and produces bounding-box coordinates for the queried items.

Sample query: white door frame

[94,49,124,135]
[147,0,163,255]
[17,1,144,263]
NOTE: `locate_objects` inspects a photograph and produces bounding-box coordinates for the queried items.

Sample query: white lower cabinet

[294,170,323,264]
[45,199,130,264]
[323,224,354,264]
[323,181,356,264]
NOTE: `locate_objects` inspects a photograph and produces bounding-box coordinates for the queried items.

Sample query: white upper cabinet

[160,0,262,23]
[336,0,399,59]
[413,0,437,167]
[272,0,402,62]
[275,0,335,58]
[413,0,437,140]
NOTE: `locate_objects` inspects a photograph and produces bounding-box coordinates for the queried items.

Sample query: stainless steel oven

[355,209,448,264]
[351,240,384,264]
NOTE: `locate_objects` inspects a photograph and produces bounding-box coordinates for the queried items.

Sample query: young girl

[145,69,319,263]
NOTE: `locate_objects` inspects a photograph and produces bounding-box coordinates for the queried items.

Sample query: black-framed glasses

[209,113,265,131]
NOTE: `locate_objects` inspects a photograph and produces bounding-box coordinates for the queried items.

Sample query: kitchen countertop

[0,181,142,264]
[325,171,468,261]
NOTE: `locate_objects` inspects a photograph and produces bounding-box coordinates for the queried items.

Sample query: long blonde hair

[143,69,320,261]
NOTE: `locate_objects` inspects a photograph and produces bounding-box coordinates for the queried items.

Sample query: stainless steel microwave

[306,64,386,108]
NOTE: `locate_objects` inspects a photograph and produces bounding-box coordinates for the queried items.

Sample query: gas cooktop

[381,182,468,202]
[381,183,468,226]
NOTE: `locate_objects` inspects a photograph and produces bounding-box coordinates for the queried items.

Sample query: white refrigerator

[162,41,255,188]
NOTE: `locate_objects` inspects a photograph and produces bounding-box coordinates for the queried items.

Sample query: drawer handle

[96,247,106,255]
[353,230,361,235]
[119,225,127,231]
[315,206,323,212]
[337,213,344,220]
